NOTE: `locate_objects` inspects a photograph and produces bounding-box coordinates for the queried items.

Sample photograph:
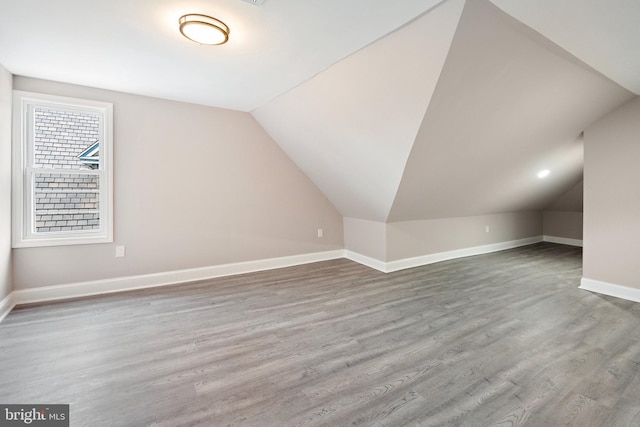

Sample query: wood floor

[1,243,640,426]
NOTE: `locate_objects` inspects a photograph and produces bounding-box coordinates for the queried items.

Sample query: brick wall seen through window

[33,108,100,232]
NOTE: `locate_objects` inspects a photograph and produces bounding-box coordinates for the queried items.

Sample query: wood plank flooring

[2,243,640,426]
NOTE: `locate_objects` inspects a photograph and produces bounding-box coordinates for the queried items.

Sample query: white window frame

[12,91,113,248]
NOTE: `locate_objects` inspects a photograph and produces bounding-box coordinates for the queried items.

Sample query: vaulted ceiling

[0,0,446,111]
[254,0,635,221]
[253,0,467,222]
[1,0,638,223]
[387,0,633,222]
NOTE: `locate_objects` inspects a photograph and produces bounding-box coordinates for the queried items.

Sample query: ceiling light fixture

[179,14,230,45]
[537,169,550,179]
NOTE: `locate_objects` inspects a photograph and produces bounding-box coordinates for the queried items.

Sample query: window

[12,91,113,247]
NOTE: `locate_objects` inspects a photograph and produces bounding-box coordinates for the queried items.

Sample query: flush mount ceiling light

[537,169,550,179]
[179,14,230,45]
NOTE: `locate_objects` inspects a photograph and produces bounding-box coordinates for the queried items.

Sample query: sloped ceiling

[490,0,640,95]
[546,181,584,212]
[0,0,445,111]
[254,0,634,222]
[388,0,633,222]
[253,0,466,222]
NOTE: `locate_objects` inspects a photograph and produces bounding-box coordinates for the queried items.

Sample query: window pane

[34,107,101,170]
[33,172,100,233]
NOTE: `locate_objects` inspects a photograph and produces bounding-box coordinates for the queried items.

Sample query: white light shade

[179,14,229,45]
[537,169,550,178]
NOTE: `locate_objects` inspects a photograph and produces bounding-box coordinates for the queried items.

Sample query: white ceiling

[253,0,466,221]
[388,0,632,222]
[0,0,640,111]
[254,0,633,222]
[0,0,444,111]
[490,0,640,95]
[1,0,637,113]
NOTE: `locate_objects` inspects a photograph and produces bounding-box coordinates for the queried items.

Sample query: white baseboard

[344,236,543,273]
[385,236,543,273]
[579,278,640,303]
[543,235,583,247]
[344,250,387,273]
[11,250,344,307]
[0,292,16,323]
[1,236,569,322]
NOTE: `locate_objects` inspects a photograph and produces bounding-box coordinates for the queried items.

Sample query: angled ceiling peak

[253,0,466,221]
[489,0,640,95]
[388,0,633,222]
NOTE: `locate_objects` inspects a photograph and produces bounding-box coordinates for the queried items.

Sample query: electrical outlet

[317,228,323,238]
[115,245,125,257]
[485,226,490,233]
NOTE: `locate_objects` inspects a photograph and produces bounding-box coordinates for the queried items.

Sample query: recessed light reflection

[537,169,550,179]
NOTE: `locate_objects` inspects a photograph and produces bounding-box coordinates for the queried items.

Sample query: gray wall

[0,64,12,301]
[343,218,387,261]
[12,77,344,290]
[545,180,583,212]
[543,180,583,240]
[543,212,583,240]
[344,212,542,263]
[584,96,640,289]
[387,212,542,262]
